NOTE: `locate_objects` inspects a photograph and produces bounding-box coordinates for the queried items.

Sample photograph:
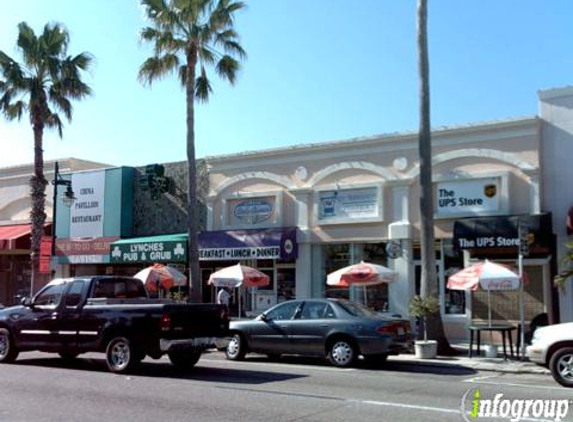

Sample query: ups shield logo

[484,184,497,198]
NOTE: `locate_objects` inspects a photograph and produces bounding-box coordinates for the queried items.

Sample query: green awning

[110,233,187,264]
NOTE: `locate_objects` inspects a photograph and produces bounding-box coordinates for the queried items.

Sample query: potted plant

[409,295,440,359]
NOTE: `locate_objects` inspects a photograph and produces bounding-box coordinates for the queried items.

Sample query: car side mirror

[259,313,268,321]
[21,297,33,307]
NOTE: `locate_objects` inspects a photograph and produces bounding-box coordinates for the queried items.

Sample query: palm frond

[138,54,180,86]
[178,64,187,87]
[195,67,212,102]
[16,22,39,68]
[198,46,216,66]
[4,100,26,120]
[215,54,239,85]
[45,112,64,138]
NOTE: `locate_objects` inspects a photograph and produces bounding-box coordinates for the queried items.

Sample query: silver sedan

[226,298,412,367]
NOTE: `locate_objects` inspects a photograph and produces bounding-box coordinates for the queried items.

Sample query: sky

[0,0,572,169]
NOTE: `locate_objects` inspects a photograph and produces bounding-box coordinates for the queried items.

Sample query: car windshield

[337,300,380,318]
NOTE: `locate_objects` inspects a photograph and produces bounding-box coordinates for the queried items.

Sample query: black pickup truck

[0,276,229,373]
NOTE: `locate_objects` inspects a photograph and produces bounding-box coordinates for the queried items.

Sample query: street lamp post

[50,161,76,272]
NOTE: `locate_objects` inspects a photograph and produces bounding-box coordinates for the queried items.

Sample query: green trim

[111,233,187,245]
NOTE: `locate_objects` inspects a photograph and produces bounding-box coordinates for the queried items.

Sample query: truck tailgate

[162,303,228,338]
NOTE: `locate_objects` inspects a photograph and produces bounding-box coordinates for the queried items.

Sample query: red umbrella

[134,263,187,293]
[327,261,397,287]
[207,263,270,288]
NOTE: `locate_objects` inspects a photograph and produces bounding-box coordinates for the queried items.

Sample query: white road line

[465,378,570,391]
[358,399,460,414]
[462,374,500,383]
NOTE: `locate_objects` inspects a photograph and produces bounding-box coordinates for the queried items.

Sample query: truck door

[16,282,68,348]
[58,280,89,350]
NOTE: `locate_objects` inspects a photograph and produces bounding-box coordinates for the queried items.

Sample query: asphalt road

[0,351,571,422]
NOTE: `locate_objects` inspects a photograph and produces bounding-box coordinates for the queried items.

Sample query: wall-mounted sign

[318,187,380,222]
[227,196,277,226]
[435,178,500,217]
[110,240,187,263]
[70,171,105,238]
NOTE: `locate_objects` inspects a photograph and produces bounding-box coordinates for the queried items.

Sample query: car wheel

[105,336,136,374]
[549,347,573,388]
[226,333,246,361]
[0,328,19,363]
[58,352,80,361]
[327,339,356,367]
[168,350,201,370]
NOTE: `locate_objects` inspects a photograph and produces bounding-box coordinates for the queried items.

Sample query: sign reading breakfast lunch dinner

[70,171,105,238]
[436,178,499,217]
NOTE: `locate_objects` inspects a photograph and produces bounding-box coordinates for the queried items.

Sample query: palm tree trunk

[417,0,455,355]
[186,46,202,303]
[30,121,47,295]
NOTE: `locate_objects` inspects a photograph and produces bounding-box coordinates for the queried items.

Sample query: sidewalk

[389,343,550,375]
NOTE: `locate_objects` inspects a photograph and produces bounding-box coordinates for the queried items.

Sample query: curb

[389,356,551,375]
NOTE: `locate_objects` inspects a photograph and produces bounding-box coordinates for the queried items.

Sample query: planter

[414,340,438,359]
[484,344,498,358]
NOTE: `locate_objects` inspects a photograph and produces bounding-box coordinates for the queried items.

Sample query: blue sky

[0,0,572,169]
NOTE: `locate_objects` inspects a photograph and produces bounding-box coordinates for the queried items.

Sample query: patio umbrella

[207,264,270,315]
[134,263,187,294]
[327,261,397,306]
[447,260,527,327]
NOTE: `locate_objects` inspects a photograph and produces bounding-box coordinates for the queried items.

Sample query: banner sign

[318,187,380,221]
[110,240,187,263]
[70,171,106,238]
[198,227,297,261]
[436,178,500,217]
[56,237,119,256]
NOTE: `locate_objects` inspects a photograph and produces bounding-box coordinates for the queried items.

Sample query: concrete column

[206,197,215,230]
[289,188,313,299]
[387,181,413,317]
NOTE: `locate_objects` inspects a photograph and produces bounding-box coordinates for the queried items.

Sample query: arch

[405,148,537,179]
[306,161,398,187]
[211,171,295,197]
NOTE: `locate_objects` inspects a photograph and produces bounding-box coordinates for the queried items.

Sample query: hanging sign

[70,171,105,238]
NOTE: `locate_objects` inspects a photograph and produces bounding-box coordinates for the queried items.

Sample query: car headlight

[531,329,543,344]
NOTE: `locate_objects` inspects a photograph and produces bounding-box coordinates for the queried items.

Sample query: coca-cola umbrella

[134,263,187,294]
[208,264,270,315]
[327,261,397,306]
[447,260,528,327]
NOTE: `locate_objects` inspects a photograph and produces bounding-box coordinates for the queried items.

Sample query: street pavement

[0,350,571,422]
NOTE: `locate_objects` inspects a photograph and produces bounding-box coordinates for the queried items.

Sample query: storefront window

[277,268,295,302]
[324,244,350,300]
[442,240,466,315]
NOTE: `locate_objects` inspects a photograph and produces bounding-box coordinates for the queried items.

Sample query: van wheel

[105,336,135,374]
[226,333,246,361]
[549,347,573,388]
[168,350,201,370]
[0,328,19,363]
[327,338,356,367]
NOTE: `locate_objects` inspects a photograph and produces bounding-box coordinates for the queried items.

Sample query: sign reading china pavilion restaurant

[110,235,187,264]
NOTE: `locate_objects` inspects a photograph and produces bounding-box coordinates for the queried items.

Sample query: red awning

[0,224,32,250]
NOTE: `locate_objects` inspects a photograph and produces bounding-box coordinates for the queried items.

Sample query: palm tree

[139,0,246,302]
[416,0,453,354]
[0,22,93,294]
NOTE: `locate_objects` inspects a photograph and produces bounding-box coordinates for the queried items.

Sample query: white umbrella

[134,263,187,295]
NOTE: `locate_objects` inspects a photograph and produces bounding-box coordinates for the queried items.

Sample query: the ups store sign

[453,213,554,253]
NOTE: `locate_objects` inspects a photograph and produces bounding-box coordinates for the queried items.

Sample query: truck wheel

[226,333,246,361]
[168,350,201,370]
[327,338,356,367]
[0,328,19,363]
[549,347,573,388]
[105,336,136,374]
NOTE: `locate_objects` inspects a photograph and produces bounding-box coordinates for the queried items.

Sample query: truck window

[34,284,66,307]
[93,278,146,299]
[65,280,85,307]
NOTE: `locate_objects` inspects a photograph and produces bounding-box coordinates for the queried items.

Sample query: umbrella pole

[237,287,241,318]
[519,253,525,360]
[363,285,367,306]
[488,289,492,328]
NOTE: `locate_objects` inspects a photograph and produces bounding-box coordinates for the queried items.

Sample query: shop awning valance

[0,223,52,251]
[198,227,298,261]
[453,213,553,251]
